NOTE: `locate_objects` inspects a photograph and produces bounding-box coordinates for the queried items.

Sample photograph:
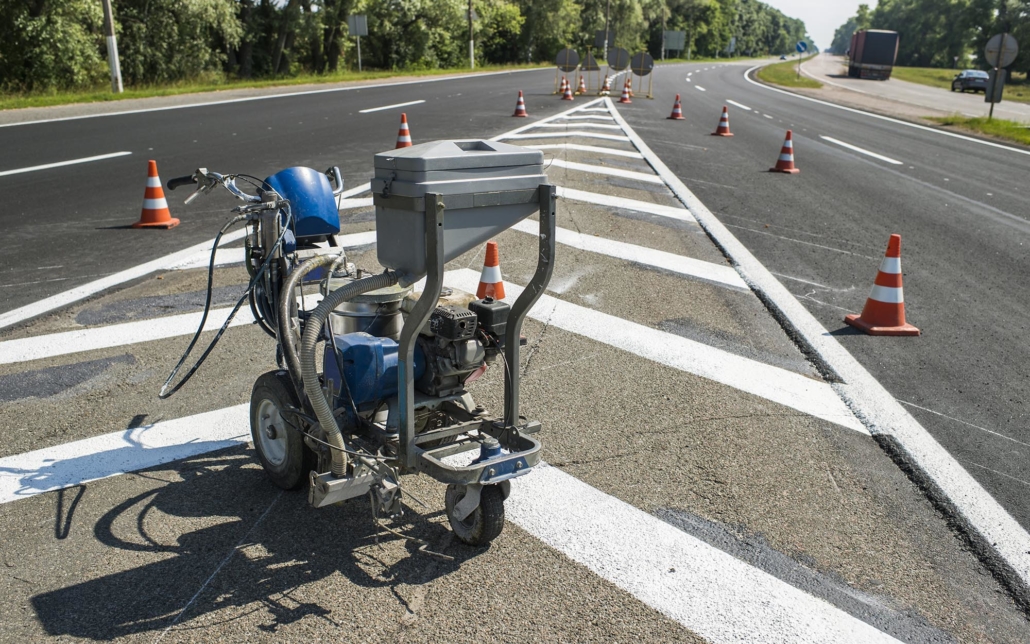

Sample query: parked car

[780,55,787,60]
[952,70,989,93]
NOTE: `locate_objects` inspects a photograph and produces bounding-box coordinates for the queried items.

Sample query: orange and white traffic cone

[476,241,505,300]
[626,75,634,97]
[562,80,575,101]
[559,76,568,95]
[667,94,685,120]
[845,234,920,336]
[133,160,179,229]
[600,76,612,95]
[513,90,528,117]
[769,129,799,173]
[395,113,412,148]
[711,106,733,137]
[618,79,632,104]
[577,75,587,95]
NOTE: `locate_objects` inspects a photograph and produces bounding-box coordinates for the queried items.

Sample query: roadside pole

[984,32,1019,121]
[348,15,368,73]
[100,0,124,93]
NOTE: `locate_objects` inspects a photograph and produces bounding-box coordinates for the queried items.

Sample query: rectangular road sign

[348,14,368,37]
[595,30,615,50]
[986,69,1006,104]
[664,31,686,51]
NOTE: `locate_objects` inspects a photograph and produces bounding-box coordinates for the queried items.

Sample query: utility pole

[661,4,666,61]
[101,0,124,93]
[603,0,612,55]
[468,0,475,69]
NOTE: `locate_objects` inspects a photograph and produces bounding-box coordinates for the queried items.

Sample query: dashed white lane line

[607,95,1030,591]
[0,151,132,177]
[499,131,631,142]
[524,143,643,159]
[529,122,624,131]
[447,270,864,432]
[695,86,707,92]
[510,465,900,644]
[547,158,664,184]
[685,78,691,82]
[510,220,747,290]
[557,186,696,223]
[358,99,425,113]
[819,135,903,165]
[763,114,774,119]
[726,100,751,111]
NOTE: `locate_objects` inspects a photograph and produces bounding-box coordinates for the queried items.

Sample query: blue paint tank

[262,167,340,238]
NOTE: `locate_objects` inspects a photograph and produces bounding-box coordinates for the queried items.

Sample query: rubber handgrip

[167,175,197,190]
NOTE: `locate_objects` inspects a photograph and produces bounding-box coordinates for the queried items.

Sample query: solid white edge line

[357,99,426,113]
[820,135,903,165]
[607,96,1030,594]
[447,269,864,433]
[743,64,1030,158]
[725,100,751,111]
[548,158,664,184]
[0,68,549,129]
[0,151,133,177]
[509,220,747,290]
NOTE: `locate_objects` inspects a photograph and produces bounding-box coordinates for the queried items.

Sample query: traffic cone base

[396,113,412,148]
[844,234,920,336]
[668,94,684,120]
[133,160,179,229]
[711,106,733,136]
[513,90,528,117]
[769,129,798,173]
[477,241,505,300]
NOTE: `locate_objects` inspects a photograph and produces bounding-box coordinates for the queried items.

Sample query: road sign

[984,33,1018,69]
[555,48,579,72]
[986,69,1006,104]
[581,51,600,72]
[630,52,654,77]
[595,30,615,51]
[796,41,808,54]
[347,15,367,37]
[606,47,630,70]
[664,31,686,51]
[727,36,737,55]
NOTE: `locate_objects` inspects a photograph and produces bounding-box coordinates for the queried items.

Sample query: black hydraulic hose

[277,253,339,399]
[300,271,400,477]
[159,210,292,399]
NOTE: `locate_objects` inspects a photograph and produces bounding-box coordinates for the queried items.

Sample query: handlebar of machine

[166,175,198,191]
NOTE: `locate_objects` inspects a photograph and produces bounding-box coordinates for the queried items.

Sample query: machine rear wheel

[446,484,505,546]
[250,370,311,490]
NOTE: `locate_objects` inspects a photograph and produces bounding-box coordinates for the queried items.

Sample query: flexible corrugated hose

[300,271,399,477]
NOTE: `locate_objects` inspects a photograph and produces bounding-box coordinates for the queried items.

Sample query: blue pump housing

[262,167,341,238]
[324,333,425,409]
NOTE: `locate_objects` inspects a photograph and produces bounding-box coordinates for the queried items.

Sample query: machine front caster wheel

[445,484,505,546]
[250,370,312,490]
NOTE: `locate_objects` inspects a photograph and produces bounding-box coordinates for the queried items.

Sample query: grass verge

[891,66,1030,104]
[927,116,1030,146]
[0,63,549,111]
[756,58,822,89]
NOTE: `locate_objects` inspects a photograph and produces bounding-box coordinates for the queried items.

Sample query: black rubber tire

[445,484,505,546]
[250,370,312,490]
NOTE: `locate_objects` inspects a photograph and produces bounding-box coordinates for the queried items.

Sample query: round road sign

[606,47,631,70]
[555,48,580,72]
[630,52,654,76]
[985,33,1018,68]
[796,41,808,54]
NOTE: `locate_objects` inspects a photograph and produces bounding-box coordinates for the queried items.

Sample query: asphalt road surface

[1,63,1029,642]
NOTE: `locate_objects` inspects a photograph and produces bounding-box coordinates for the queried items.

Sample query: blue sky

[763,0,869,50]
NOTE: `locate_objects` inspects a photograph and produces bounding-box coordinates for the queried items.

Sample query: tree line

[830,1,1029,73]
[0,0,811,94]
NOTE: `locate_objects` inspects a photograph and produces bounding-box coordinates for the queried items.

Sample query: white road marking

[744,64,1030,158]
[447,269,864,432]
[695,86,707,92]
[510,220,747,290]
[685,78,691,82]
[820,136,903,165]
[763,114,774,119]
[726,100,751,111]
[575,107,612,113]
[337,197,374,209]
[0,151,132,177]
[172,247,247,271]
[358,99,425,113]
[608,95,1030,591]
[524,143,643,159]
[510,465,901,644]
[558,186,696,223]
[553,114,616,121]
[499,131,631,142]
[0,68,548,129]
[0,182,371,332]
[0,405,250,504]
[547,158,664,184]
[529,122,624,131]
